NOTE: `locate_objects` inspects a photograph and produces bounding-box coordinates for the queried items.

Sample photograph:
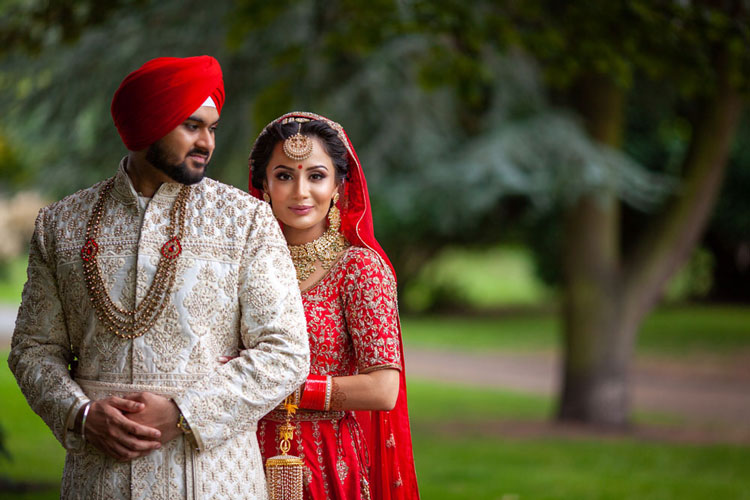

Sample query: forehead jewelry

[282,122,314,161]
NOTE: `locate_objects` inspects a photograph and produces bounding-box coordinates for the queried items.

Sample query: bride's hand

[217,355,238,364]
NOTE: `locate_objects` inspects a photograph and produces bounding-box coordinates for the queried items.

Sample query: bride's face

[264,137,338,244]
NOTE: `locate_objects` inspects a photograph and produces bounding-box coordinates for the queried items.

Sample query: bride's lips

[289,205,313,215]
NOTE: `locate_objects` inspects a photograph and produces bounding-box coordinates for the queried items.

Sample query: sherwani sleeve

[7,209,90,450]
[174,202,309,451]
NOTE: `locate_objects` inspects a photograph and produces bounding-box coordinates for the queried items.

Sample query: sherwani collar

[112,156,195,206]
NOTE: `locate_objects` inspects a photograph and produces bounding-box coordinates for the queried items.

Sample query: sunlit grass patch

[402,245,553,312]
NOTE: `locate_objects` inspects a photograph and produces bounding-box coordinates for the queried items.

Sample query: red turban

[111,55,225,151]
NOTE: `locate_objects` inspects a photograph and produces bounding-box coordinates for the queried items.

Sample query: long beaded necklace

[81,178,190,339]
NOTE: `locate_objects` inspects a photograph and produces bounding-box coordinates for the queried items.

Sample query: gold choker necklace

[288,226,349,283]
[81,177,190,339]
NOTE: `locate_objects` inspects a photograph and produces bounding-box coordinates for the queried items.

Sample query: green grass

[0,257,26,305]
[637,305,750,354]
[407,379,683,427]
[407,379,554,422]
[0,352,63,498]
[407,379,750,500]
[402,314,560,352]
[413,432,750,499]
[402,305,750,356]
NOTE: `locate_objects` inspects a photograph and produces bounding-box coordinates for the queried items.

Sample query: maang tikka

[283,122,314,161]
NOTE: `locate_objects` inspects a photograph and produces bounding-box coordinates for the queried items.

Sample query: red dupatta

[249,111,419,499]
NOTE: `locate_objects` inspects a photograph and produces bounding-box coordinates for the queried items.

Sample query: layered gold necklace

[81,178,190,339]
[288,225,349,283]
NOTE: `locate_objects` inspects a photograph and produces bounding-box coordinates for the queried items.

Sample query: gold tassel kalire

[265,396,305,500]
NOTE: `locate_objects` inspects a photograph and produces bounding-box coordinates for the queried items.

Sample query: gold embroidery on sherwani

[9,160,309,500]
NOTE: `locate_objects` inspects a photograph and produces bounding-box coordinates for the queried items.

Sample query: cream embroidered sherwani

[8,161,309,499]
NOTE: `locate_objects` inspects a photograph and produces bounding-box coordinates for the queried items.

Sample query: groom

[9,55,309,499]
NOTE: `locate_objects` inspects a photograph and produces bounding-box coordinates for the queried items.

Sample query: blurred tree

[508,0,747,427]
[0,0,147,56]
[408,0,747,427]
[0,0,261,196]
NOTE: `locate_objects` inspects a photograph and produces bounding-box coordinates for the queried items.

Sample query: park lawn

[407,379,750,500]
[0,257,26,305]
[1,352,63,498]
[413,430,750,500]
[2,359,748,500]
[402,304,750,357]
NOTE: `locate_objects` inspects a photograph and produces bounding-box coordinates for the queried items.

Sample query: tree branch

[623,50,743,322]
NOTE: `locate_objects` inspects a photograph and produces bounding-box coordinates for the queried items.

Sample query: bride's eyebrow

[272,164,294,171]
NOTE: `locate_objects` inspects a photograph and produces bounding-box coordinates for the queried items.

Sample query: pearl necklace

[81,178,190,339]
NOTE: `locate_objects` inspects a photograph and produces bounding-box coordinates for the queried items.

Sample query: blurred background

[1,0,749,498]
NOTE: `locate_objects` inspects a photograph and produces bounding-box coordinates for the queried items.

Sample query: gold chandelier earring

[263,192,271,204]
[328,192,340,232]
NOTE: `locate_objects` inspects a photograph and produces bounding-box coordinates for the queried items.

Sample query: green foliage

[0,131,34,192]
[664,247,715,302]
[712,113,750,239]
[0,0,293,195]
[402,245,553,312]
[0,0,147,56]
[411,0,750,95]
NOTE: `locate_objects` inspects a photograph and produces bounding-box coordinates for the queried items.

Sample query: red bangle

[300,374,327,410]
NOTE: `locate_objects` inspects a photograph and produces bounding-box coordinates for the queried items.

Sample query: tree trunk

[557,52,743,427]
[557,74,630,426]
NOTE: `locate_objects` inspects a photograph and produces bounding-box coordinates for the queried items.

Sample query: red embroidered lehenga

[249,112,420,500]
